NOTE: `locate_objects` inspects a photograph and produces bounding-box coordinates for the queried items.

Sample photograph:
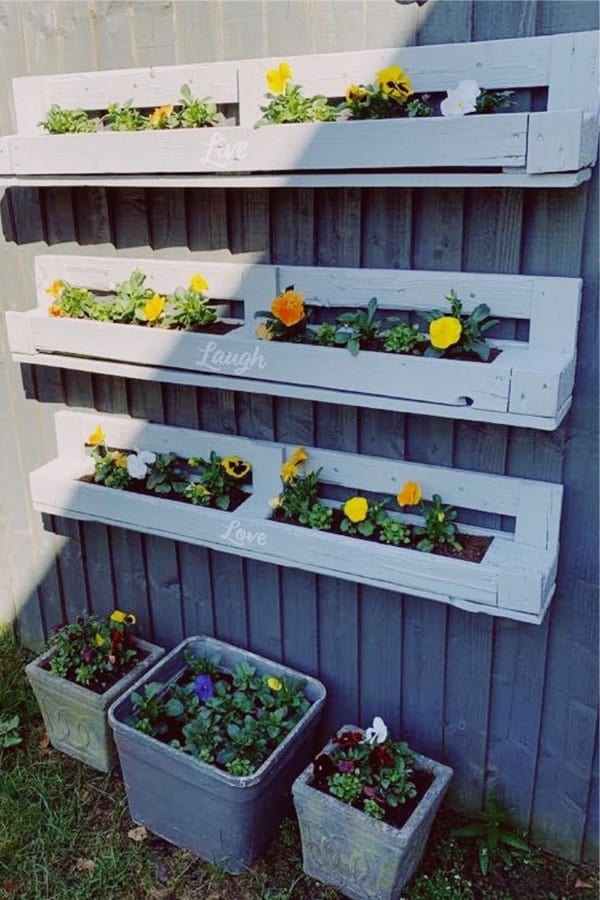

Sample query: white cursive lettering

[198,131,249,169]
[220,519,267,548]
[196,341,267,376]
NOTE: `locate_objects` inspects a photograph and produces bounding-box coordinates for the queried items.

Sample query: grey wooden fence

[0,0,597,863]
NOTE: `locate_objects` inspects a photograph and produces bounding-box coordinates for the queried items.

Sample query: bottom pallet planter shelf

[30,411,563,625]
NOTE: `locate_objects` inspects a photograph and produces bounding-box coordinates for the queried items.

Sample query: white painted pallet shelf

[0,31,597,183]
[30,411,563,625]
[6,254,582,431]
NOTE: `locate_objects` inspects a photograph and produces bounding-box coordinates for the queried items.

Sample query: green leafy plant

[111,269,155,323]
[423,290,499,361]
[340,65,433,121]
[165,278,218,330]
[414,494,462,554]
[476,90,513,114]
[47,610,139,691]
[312,718,418,826]
[378,517,411,546]
[453,789,530,874]
[130,654,312,776]
[103,100,148,131]
[45,280,97,319]
[307,503,333,531]
[334,297,380,356]
[383,322,428,354]
[145,453,188,496]
[176,83,223,128]
[39,104,97,133]
[254,61,338,126]
[314,322,337,346]
[0,715,22,750]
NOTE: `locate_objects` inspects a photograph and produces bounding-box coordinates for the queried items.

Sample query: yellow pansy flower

[266,61,292,94]
[396,481,422,507]
[46,280,64,298]
[149,104,174,127]
[267,676,282,691]
[343,496,369,524]
[280,460,299,483]
[143,293,166,322]
[94,633,105,647]
[110,610,136,625]
[87,425,106,447]
[221,456,251,479]
[189,274,209,293]
[375,65,413,101]
[115,453,128,469]
[429,316,462,350]
[255,322,273,341]
[345,84,368,103]
[437,512,445,522]
[289,446,308,466]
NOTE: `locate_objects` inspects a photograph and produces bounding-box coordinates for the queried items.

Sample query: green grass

[0,629,597,900]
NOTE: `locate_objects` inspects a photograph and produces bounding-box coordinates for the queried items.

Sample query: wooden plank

[317,574,360,734]
[143,532,184,650]
[443,609,494,811]
[358,587,403,733]
[211,551,248,648]
[178,543,215,637]
[108,526,152,643]
[80,521,115,621]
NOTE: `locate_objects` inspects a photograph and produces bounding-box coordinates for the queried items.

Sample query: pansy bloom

[396,480,422,507]
[194,674,214,701]
[143,293,165,322]
[48,304,65,317]
[270,289,305,327]
[189,274,209,293]
[86,425,106,447]
[429,315,462,350]
[149,104,174,127]
[375,65,413,101]
[110,610,136,625]
[267,676,282,692]
[440,79,480,117]
[221,456,251,479]
[127,449,156,479]
[266,61,292,94]
[343,496,369,524]
[46,280,64,298]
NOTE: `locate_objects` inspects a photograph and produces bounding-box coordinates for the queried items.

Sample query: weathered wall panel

[0,0,597,863]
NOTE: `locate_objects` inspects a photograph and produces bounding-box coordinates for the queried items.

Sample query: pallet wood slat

[0,31,596,181]
[5,254,582,430]
[28,411,563,626]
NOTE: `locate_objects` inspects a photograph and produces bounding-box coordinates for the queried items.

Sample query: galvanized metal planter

[25,637,164,772]
[108,635,327,874]
[292,727,453,900]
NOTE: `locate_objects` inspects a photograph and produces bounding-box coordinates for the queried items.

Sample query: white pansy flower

[127,449,156,479]
[364,716,388,745]
[440,79,480,117]
[268,496,282,509]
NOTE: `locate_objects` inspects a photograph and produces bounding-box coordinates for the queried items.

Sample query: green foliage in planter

[423,290,499,361]
[176,83,224,128]
[130,654,312,776]
[39,104,98,133]
[164,279,218,330]
[313,718,419,824]
[46,611,139,691]
[104,100,149,131]
[414,494,462,554]
[86,427,251,511]
[256,63,338,126]
[334,297,380,356]
[383,322,428,354]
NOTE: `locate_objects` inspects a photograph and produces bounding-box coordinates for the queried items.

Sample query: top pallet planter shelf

[0,31,597,186]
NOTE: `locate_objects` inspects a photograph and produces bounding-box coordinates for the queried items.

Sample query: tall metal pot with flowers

[25,610,164,772]
[292,716,453,900]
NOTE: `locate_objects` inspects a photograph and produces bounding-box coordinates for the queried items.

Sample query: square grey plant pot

[108,635,327,874]
[292,726,453,900]
[25,637,164,773]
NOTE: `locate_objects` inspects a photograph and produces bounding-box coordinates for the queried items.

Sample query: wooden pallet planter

[6,254,581,430]
[0,31,597,184]
[30,411,563,625]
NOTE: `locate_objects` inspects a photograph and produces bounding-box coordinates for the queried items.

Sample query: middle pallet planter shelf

[30,411,563,625]
[6,255,582,431]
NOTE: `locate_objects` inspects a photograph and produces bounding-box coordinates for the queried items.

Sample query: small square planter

[292,726,453,900]
[108,635,327,873]
[25,637,164,773]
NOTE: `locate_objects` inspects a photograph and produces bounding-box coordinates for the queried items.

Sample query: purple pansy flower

[338,760,355,774]
[194,674,214,701]
[81,646,94,663]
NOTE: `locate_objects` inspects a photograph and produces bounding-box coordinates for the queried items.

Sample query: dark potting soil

[79,473,249,513]
[311,765,434,831]
[43,646,148,695]
[272,508,492,564]
[271,333,503,365]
